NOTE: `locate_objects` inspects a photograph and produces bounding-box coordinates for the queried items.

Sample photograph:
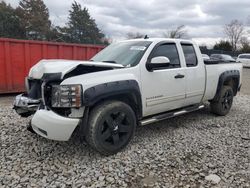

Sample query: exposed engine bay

[13,61,122,118]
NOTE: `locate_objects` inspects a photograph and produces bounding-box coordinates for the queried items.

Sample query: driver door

[140,42,186,116]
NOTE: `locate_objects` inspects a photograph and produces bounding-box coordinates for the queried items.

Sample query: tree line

[126,25,188,40]
[127,20,250,53]
[212,19,250,53]
[1,0,250,52]
[0,0,108,44]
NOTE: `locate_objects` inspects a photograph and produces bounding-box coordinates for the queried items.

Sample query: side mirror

[147,56,170,71]
[151,56,170,64]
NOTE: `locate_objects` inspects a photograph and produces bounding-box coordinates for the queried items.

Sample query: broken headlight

[51,85,82,108]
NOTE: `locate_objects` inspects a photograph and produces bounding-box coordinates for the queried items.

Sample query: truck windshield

[91,41,152,67]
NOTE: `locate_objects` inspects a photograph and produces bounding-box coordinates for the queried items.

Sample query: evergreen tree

[213,40,233,51]
[17,0,51,40]
[46,25,66,42]
[66,1,105,44]
[0,1,24,38]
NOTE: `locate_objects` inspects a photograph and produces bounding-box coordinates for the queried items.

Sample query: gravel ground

[0,70,250,188]
[242,68,250,95]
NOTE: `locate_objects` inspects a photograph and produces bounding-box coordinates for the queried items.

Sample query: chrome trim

[174,110,186,116]
[198,105,205,109]
[41,82,47,110]
[140,104,205,126]
[140,118,157,126]
[25,77,30,92]
[13,94,40,116]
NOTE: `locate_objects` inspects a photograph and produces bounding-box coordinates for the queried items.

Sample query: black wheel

[210,86,234,116]
[86,100,136,155]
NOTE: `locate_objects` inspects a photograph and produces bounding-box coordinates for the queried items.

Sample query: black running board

[140,104,204,126]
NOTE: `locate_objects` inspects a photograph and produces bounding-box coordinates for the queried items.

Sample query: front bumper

[13,94,40,117]
[31,109,80,141]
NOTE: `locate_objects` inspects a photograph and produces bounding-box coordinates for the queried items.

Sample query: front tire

[210,86,234,116]
[86,100,136,155]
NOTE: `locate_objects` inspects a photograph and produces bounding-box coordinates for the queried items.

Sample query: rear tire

[86,100,136,155]
[210,86,234,116]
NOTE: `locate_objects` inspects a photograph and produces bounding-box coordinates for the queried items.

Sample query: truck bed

[203,62,242,101]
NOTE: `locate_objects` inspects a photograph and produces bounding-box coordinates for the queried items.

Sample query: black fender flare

[213,70,240,101]
[82,80,142,118]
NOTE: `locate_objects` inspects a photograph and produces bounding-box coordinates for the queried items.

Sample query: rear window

[239,55,250,59]
[181,44,198,67]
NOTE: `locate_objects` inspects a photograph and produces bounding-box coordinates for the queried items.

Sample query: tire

[86,100,136,155]
[210,85,234,116]
[27,122,36,134]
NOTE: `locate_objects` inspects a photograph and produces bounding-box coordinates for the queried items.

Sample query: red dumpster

[0,38,105,94]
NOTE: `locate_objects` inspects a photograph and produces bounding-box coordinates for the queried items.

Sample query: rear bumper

[31,109,80,141]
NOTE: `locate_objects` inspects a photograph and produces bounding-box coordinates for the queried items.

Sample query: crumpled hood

[29,59,124,79]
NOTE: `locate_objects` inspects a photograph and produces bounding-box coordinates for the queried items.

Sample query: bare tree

[163,25,188,39]
[126,32,144,39]
[224,19,244,51]
[246,15,250,36]
[239,36,250,52]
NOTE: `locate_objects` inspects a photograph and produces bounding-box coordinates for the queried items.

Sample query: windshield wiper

[102,60,117,64]
[102,60,125,68]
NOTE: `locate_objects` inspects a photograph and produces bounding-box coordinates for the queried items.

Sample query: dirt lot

[0,68,250,188]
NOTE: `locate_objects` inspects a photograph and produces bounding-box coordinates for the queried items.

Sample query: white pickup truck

[14,38,242,155]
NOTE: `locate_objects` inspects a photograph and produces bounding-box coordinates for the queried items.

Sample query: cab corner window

[181,44,198,67]
[150,43,180,69]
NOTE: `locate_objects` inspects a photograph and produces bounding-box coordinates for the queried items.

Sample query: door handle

[175,74,185,79]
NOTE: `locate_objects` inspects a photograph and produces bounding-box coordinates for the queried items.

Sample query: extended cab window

[151,43,180,68]
[181,44,198,67]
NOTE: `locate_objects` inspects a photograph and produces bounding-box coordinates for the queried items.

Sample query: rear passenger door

[181,43,206,106]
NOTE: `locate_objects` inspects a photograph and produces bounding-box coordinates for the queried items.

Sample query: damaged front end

[11,59,124,140]
[13,77,43,117]
[13,72,62,116]
[13,61,121,118]
[13,94,40,117]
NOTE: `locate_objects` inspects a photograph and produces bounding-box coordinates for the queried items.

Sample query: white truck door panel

[140,43,186,116]
[141,69,186,116]
[180,43,206,105]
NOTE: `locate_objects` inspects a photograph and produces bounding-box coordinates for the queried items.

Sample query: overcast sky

[5,0,250,46]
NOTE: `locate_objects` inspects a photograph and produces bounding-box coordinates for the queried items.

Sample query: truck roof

[120,38,195,44]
